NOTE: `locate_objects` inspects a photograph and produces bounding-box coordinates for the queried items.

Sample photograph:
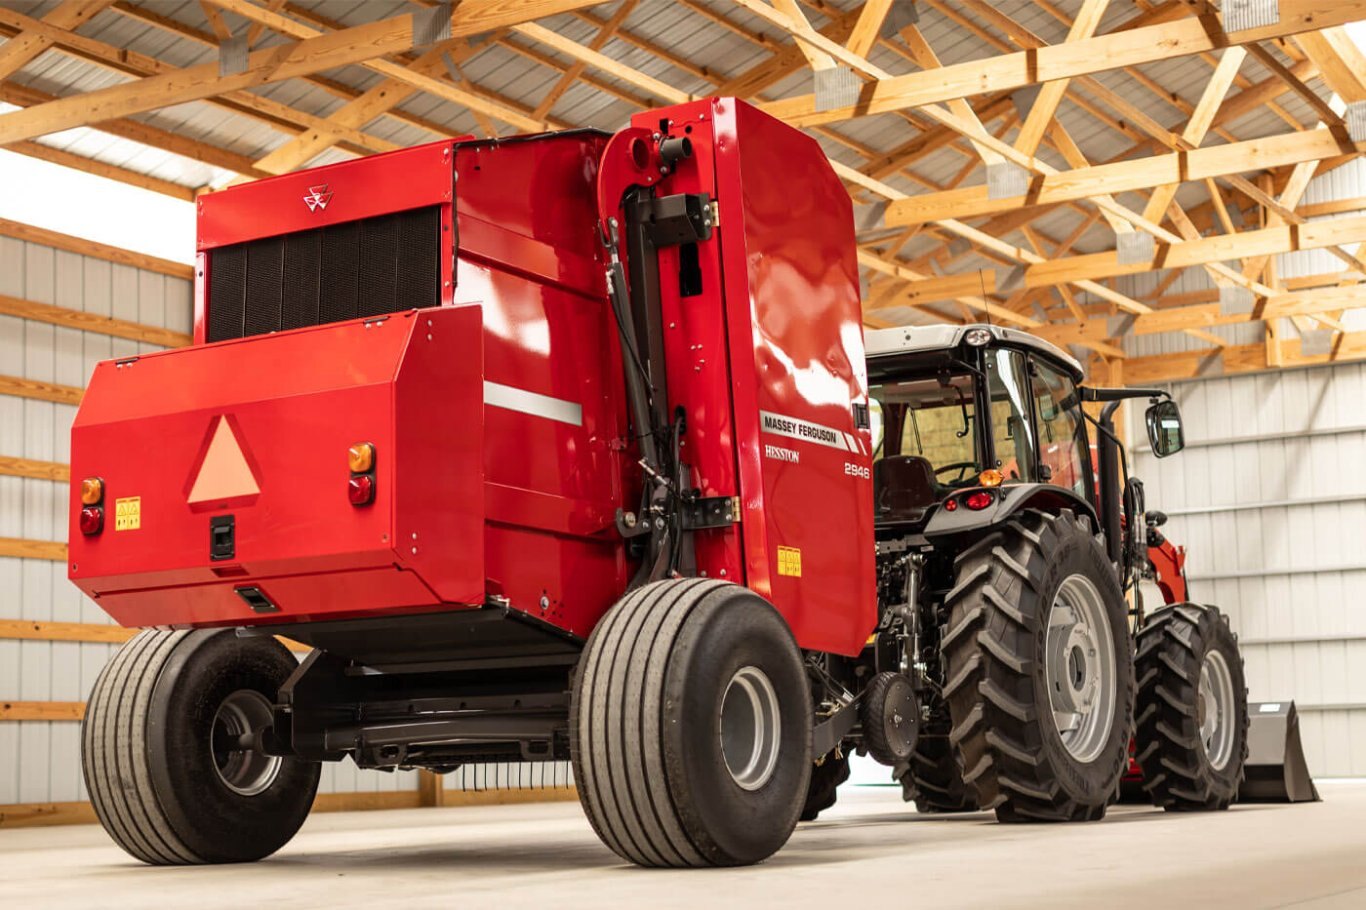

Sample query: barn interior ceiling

[0,0,1363,383]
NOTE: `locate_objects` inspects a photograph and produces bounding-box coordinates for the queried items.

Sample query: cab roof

[864,324,1084,382]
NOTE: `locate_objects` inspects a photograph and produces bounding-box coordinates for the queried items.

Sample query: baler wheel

[899,736,978,813]
[941,509,1134,823]
[570,579,811,867]
[82,629,319,864]
[1134,604,1249,810]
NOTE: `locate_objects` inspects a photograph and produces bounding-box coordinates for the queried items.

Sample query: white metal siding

[1130,363,1366,777]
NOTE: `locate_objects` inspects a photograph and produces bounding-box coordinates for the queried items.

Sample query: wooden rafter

[0,0,1358,378]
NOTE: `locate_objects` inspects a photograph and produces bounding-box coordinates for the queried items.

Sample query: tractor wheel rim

[1045,574,1117,763]
[719,666,782,791]
[1199,650,1236,771]
[211,689,282,797]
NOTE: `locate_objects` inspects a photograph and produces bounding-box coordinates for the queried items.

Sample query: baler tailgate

[69,306,485,627]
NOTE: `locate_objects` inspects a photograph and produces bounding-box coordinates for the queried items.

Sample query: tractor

[68,98,1246,870]
[797,324,1249,822]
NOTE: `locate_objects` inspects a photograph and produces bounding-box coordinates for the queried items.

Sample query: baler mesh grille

[207,205,441,342]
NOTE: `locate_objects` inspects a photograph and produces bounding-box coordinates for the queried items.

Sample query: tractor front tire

[942,509,1134,822]
[1134,604,1248,811]
[571,579,812,867]
[900,735,978,813]
[82,629,320,864]
[799,751,850,821]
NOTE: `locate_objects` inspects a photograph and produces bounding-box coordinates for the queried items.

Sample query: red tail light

[347,474,374,506]
[79,506,104,535]
[964,491,994,511]
[943,498,959,512]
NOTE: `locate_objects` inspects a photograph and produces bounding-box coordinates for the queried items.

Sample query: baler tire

[1134,604,1249,811]
[900,736,978,813]
[941,509,1134,823]
[570,579,811,867]
[799,752,850,822]
[82,629,320,865]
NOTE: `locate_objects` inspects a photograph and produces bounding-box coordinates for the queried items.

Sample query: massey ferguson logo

[303,184,332,212]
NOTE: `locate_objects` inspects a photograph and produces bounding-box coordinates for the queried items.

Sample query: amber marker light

[347,442,375,473]
[80,476,104,505]
[978,469,1004,487]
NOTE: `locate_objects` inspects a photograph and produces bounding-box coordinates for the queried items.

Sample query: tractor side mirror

[1145,399,1185,458]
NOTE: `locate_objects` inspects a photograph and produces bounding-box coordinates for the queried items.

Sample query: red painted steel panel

[69,306,484,627]
[662,99,875,656]
[196,142,458,250]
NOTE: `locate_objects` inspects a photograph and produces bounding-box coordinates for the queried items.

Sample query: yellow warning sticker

[777,545,802,578]
[114,497,141,531]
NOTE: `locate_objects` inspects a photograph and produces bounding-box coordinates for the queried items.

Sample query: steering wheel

[934,462,976,482]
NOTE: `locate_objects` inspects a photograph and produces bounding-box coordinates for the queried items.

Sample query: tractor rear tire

[900,736,978,813]
[941,509,1134,822]
[1134,604,1248,811]
[799,751,850,821]
[570,579,812,867]
[82,629,320,864]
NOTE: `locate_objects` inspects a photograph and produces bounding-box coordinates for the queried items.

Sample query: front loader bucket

[1237,701,1320,803]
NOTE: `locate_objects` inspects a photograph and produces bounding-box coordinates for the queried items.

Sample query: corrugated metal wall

[0,234,573,809]
[1130,362,1366,777]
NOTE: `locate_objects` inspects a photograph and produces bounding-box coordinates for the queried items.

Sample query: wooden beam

[845,0,893,58]
[1012,0,1110,157]
[1122,332,1366,384]
[511,21,692,105]
[0,455,69,483]
[759,2,1366,128]
[0,8,400,158]
[532,0,637,120]
[0,619,130,644]
[0,375,83,407]
[0,293,190,347]
[0,218,193,279]
[209,0,562,133]
[0,0,113,82]
[0,81,270,180]
[418,770,449,808]
[0,537,68,561]
[1292,27,1366,103]
[0,701,84,721]
[885,128,1364,227]
[250,39,476,175]
[2,139,195,201]
[893,215,1366,309]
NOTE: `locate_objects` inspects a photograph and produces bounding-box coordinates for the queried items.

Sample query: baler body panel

[69,306,485,627]
[629,100,876,656]
[69,101,874,655]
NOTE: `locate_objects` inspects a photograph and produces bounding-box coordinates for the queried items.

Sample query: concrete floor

[1,782,1361,909]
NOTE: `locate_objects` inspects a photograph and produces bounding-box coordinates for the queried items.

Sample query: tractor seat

[874,455,937,523]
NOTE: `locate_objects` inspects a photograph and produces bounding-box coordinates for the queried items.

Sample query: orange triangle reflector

[188,416,260,504]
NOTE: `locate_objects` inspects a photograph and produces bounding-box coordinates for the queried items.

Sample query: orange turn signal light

[80,476,104,505]
[347,442,375,474]
[978,469,1004,488]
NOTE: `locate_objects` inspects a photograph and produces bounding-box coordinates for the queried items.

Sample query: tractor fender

[923,483,1099,540]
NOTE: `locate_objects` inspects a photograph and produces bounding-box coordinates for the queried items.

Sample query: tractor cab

[865,324,1097,529]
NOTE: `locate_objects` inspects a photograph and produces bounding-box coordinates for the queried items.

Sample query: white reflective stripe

[759,409,854,452]
[483,381,582,427]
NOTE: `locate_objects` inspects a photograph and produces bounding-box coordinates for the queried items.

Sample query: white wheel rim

[211,689,282,797]
[719,666,782,791]
[1046,574,1117,763]
[1199,650,1236,771]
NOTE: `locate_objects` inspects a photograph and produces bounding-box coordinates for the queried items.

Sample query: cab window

[985,349,1036,483]
[1030,359,1088,497]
